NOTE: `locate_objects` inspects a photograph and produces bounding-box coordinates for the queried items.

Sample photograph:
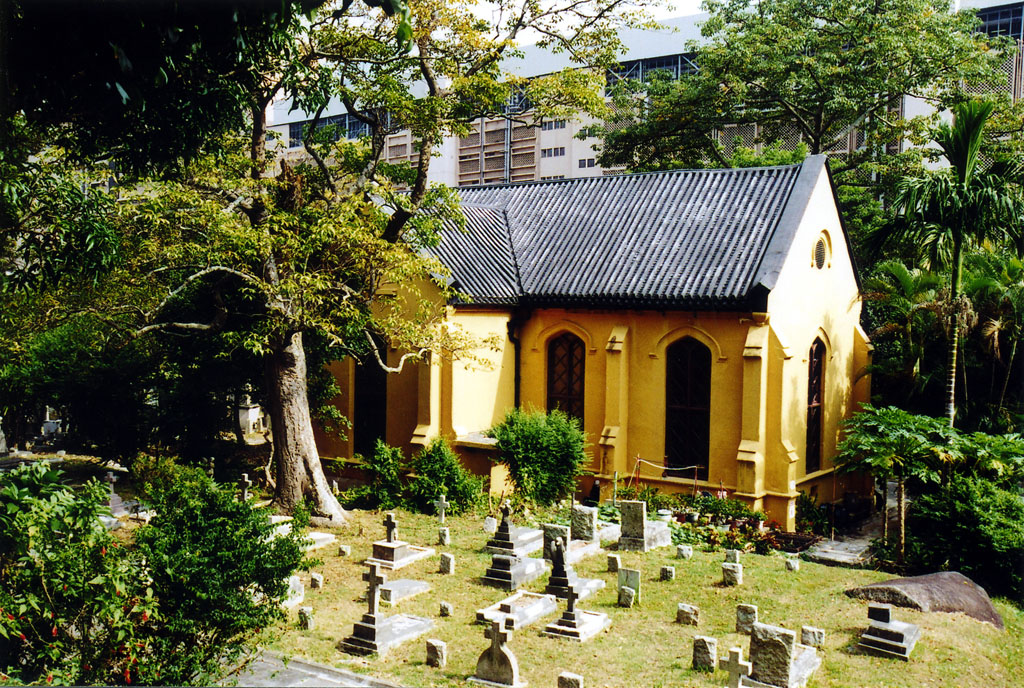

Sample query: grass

[267,506,1024,688]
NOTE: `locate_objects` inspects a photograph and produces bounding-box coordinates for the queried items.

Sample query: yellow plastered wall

[447,310,516,437]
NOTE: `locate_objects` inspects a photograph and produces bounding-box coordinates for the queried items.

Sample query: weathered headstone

[543,523,572,560]
[677,545,693,560]
[785,558,800,572]
[692,635,717,672]
[469,618,524,688]
[856,603,921,661]
[439,527,451,546]
[283,575,305,609]
[440,601,453,617]
[660,566,675,581]
[365,512,435,571]
[337,563,434,656]
[617,568,641,604]
[485,500,543,557]
[105,471,129,517]
[426,638,448,668]
[310,572,324,589]
[725,549,741,563]
[571,504,599,543]
[748,621,821,687]
[722,562,743,586]
[719,646,752,688]
[440,552,455,575]
[736,604,758,635]
[617,586,636,608]
[298,606,315,631]
[617,500,671,552]
[434,494,450,523]
[483,516,498,534]
[557,671,583,688]
[801,626,825,649]
[607,554,621,572]
[239,473,253,501]
[676,603,699,626]
[338,544,352,557]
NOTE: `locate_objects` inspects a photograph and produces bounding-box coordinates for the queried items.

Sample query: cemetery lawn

[268,507,1024,688]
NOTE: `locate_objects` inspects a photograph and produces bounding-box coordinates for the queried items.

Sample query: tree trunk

[944,237,964,426]
[264,330,347,525]
[896,475,906,565]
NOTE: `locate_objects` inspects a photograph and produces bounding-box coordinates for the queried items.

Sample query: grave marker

[469,618,525,688]
[676,603,699,626]
[426,638,448,668]
[240,473,253,501]
[736,604,758,635]
[434,494,450,523]
[719,647,752,688]
[692,636,717,671]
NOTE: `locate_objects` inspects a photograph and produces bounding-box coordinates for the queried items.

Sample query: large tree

[4,0,657,523]
[597,0,1013,234]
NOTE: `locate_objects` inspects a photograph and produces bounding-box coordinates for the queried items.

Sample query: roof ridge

[499,205,525,299]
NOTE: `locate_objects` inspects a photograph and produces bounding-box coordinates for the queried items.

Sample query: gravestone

[725,549,741,564]
[440,601,453,617]
[856,603,921,661]
[736,604,758,635]
[310,572,324,589]
[800,626,825,649]
[240,473,253,501]
[105,471,130,517]
[617,586,636,608]
[485,500,543,557]
[677,545,693,560]
[722,562,743,586]
[365,512,435,571]
[617,568,641,604]
[571,504,598,543]
[607,554,621,572]
[617,500,671,552]
[380,578,431,605]
[283,575,305,609]
[338,544,352,557]
[439,527,451,546]
[338,563,434,656]
[440,552,455,575]
[469,618,525,688]
[557,672,583,688]
[477,590,558,629]
[482,553,547,591]
[434,494,450,523]
[745,621,821,688]
[0,416,7,456]
[719,647,752,688]
[298,606,315,631]
[660,566,675,581]
[542,580,611,642]
[542,524,572,560]
[426,638,447,668]
[676,603,699,626]
[483,516,498,534]
[692,635,717,671]
[785,558,800,572]
[544,537,604,601]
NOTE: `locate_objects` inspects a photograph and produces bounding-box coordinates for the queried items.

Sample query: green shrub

[406,437,483,515]
[0,462,156,686]
[341,439,405,510]
[907,476,1024,601]
[133,464,310,685]
[488,408,588,506]
[0,461,309,686]
[795,491,829,535]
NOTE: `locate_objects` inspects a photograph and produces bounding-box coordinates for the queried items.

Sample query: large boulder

[846,571,1003,630]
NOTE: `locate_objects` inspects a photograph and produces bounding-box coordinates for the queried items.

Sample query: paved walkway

[229,652,404,687]
[802,481,898,568]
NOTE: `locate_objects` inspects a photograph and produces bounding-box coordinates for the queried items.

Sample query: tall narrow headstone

[692,636,717,671]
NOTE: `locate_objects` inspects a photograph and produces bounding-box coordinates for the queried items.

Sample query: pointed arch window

[806,338,826,474]
[547,332,585,421]
[665,337,711,479]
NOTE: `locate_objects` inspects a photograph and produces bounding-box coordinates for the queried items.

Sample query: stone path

[802,481,897,568]
[228,652,404,687]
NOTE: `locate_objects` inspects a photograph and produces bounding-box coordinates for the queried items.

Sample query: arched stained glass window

[547,332,585,421]
[665,337,711,480]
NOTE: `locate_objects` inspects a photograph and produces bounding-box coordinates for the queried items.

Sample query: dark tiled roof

[432,157,825,310]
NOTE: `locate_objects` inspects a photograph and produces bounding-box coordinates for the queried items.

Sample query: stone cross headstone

[719,647,752,688]
[384,512,399,543]
[240,473,253,501]
[472,617,522,688]
[363,563,386,617]
[105,471,118,494]
[434,494,450,523]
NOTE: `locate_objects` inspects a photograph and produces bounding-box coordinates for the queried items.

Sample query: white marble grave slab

[476,590,558,628]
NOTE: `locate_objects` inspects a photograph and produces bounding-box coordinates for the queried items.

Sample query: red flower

[141,611,148,622]
[46,674,52,683]
[101,547,106,556]
[124,668,131,684]
[51,626,57,637]
[18,633,25,641]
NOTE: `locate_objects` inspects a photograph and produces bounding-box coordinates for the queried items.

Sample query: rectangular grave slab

[338,612,434,657]
[482,554,547,591]
[564,539,603,565]
[380,579,431,605]
[476,590,559,628]
[545,574,605,602]
[856,619,921,661]
[365,540,436,571]
[543,609,611,642]
[596,521,621,543]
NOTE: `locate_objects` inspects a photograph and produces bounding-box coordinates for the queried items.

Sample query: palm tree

[890,100,1024,426]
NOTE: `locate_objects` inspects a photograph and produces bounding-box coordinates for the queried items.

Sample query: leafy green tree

[597,0,1012,237]
[888,100,1024,425]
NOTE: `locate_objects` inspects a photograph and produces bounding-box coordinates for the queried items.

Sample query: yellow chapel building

[316,155,872,529]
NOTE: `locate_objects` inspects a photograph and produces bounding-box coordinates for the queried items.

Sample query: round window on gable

[812,232,831,270]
